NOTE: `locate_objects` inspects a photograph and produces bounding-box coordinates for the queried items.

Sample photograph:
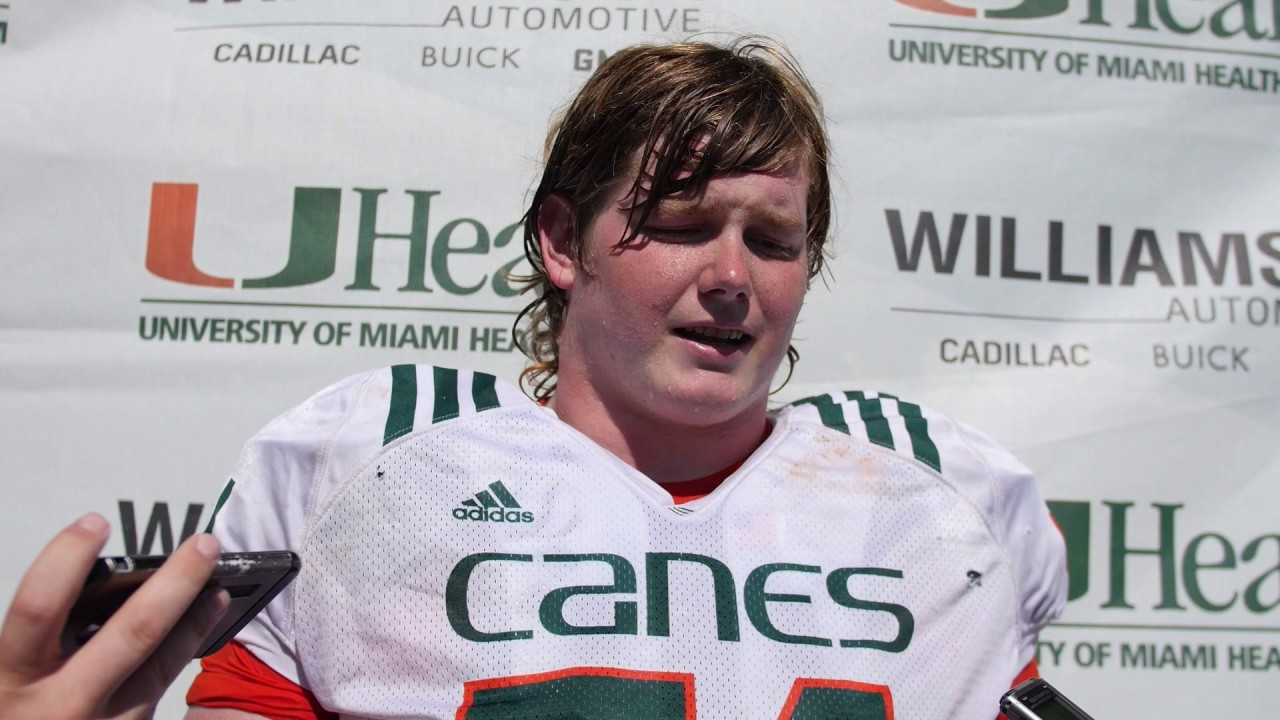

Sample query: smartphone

[61,550,300,658]
[999,677,1096,720]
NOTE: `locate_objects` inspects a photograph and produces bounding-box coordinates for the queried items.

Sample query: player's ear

[538,192,578,292]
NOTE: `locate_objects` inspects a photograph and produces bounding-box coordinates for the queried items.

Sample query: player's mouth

[672,326,752,350]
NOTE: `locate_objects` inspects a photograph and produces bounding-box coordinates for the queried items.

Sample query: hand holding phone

[1000,677,1097,720]
[0,515,227,720]
[62,550,300,658]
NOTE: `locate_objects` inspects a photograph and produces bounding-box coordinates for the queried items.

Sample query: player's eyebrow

[648,196,806,234]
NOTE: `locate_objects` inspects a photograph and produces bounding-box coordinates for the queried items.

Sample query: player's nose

[697,232,752,299]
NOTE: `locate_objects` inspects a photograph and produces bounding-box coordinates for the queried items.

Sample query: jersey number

[456,667,893,719]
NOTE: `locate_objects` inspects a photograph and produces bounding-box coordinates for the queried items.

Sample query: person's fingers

[101,586,229,720]
[58,533,221,707]
[0,513,110,679]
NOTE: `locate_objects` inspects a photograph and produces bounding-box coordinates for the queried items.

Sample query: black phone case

[999,677,1096,720]
[196,551,301,657]
[61,551,301,658]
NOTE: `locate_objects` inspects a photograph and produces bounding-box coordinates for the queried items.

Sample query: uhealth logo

[453,481,534,523]
[145,183,524,295]
[1048,500,1279,614]
[897,0,1280,40]
[896,0,1067,19]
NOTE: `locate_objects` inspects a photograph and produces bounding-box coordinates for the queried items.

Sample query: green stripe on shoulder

[897,400,941,472]
[386,367,503,444]
[797,390,943,471]
[384,364,418,445]
[472,371,501,412]
[432,366,460,423]
[790,394,849,434]
[845,392,895,451]
[203,478,236,533]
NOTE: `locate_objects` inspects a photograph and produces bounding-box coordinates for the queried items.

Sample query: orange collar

[660,422,773,504]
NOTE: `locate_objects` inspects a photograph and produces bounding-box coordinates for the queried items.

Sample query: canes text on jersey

[446,552,915,651]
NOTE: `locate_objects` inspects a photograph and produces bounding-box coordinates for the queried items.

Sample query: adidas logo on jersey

[452,481,534,523]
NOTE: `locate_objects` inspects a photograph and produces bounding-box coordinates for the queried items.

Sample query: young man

[183,39,1066,719]
[0,39,1065,720]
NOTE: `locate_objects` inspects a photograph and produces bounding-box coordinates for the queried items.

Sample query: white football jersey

[210,364,1066,720]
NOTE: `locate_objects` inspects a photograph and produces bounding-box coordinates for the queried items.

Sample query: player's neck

[549,387,769,485]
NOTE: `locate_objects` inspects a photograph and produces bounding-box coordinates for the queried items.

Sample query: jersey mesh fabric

[196,365,1066,720]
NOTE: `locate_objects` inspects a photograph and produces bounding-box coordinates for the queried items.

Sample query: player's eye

[751,235,802,260]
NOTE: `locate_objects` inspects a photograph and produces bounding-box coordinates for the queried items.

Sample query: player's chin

[665,371,770,419]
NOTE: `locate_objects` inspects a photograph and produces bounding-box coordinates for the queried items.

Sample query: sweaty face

[551,161,811,428]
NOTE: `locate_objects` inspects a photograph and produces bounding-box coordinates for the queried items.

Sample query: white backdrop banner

[2,0,1277,717]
